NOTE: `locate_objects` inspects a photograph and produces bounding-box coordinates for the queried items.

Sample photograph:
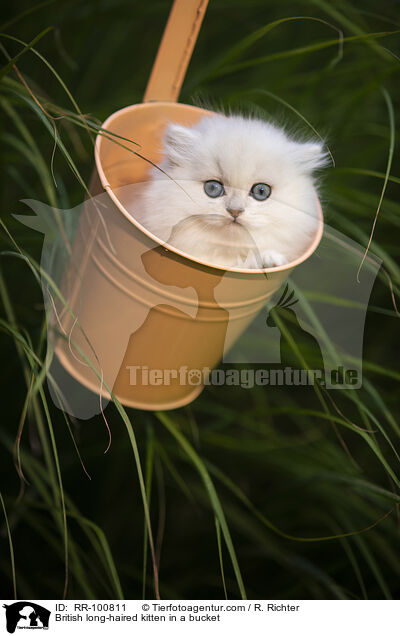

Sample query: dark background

[0,0,399,600]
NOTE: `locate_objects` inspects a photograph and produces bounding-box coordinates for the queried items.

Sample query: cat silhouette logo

[2,602,50,633]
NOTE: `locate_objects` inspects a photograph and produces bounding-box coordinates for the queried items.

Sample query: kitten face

[137,114,326,268]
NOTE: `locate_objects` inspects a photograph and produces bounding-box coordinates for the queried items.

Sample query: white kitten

[136,114,326,269]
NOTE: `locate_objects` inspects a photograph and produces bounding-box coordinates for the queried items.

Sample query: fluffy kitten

[137,114,326,269]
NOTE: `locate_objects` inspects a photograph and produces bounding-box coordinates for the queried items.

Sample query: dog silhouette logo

[3,602,50,633]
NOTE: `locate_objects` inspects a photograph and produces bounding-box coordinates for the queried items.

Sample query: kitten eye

[204,180,225,198]
[250,183,271,201]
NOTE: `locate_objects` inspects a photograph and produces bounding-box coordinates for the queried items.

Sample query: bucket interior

[97,102,211,190]
[95,101,324,274]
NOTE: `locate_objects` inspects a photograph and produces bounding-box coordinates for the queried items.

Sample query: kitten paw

[261,251,288,268]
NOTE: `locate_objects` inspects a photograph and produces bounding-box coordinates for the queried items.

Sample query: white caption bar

[1,600,396,635]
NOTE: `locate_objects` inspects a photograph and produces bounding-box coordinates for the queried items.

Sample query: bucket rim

[95,101,324,275]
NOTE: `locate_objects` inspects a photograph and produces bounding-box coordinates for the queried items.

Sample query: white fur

[135,114,326,269]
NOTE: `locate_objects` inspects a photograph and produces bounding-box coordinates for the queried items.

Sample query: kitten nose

[227,207,244,219]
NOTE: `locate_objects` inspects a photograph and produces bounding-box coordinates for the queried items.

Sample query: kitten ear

[163,123,199,165]
[290,141,328,173]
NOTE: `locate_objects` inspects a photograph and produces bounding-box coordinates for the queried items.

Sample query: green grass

[0,0,399,600]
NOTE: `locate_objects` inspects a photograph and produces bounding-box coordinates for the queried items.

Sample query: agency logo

[14,195,380,418]
[2,603,50,634]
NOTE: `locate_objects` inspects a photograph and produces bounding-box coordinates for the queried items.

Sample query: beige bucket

[55,0,323,411]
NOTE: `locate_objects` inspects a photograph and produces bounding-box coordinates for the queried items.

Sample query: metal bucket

[54,0,323,410]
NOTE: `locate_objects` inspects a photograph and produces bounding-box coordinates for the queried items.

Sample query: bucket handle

[143,0,209,103]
